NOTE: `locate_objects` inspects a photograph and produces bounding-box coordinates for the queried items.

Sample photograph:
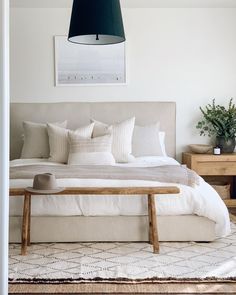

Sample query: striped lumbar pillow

[68,132,115,165]
[47,123,94,164]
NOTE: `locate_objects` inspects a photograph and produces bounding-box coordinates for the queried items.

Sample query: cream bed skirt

[9,215,216,243]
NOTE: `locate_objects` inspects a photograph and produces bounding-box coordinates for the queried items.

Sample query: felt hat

[26,173,65,194]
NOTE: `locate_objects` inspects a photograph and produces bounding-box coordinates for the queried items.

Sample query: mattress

[10,156,231,238]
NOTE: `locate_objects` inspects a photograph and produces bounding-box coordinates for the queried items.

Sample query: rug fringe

[9,276,236,284]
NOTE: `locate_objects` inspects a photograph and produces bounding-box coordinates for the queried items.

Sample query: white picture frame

[54,36,127,86]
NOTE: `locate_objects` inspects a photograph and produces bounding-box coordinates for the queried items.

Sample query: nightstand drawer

[195,161,236,176]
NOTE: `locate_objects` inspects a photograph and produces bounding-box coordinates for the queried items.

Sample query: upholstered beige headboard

[10,102,176,160]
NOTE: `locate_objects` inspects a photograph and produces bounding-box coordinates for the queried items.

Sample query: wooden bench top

[10,186,180,196]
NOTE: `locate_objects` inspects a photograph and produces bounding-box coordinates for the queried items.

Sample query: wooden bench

[9,186,180,255]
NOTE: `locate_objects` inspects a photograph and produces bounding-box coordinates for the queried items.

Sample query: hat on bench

[26,173,65,194]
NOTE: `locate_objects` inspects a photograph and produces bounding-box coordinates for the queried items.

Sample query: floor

[8,282,236,294]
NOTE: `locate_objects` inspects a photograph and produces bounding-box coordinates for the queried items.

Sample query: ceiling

[10,0,236,8]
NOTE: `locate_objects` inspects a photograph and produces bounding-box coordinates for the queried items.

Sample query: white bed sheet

[10,156,231,237]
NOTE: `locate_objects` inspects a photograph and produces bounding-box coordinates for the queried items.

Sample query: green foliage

[196,99,236,140]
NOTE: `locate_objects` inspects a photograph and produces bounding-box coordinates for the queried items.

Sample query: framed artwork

[54,36,126,86]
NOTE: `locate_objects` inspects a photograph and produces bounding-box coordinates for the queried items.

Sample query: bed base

[9,215,216,243]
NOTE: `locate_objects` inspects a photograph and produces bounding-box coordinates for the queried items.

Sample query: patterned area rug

[9,223,236,283]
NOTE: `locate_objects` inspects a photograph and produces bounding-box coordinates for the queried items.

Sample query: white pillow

[159,131,167,157]
[132,123,163,157]
[92,117,135,163]
[21,120,67,159]
[47,123,94,164]
[68,133,115,165]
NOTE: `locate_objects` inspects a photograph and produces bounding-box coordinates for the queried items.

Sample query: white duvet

[10,156,231,237]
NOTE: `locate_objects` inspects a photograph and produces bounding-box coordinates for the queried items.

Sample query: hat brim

[25,187,65,194]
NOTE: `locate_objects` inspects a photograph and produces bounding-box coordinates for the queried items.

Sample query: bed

[9,102,230,242]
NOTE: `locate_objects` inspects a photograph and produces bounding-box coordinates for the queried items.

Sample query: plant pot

[215,136,236,153]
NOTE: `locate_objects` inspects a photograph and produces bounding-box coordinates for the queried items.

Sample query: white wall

[10,8,236,158]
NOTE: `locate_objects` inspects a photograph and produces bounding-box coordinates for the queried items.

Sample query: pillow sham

[132,122,163,157]
[47,123,94,164]
[68,133,115,165]
[21,120,67,159]
[92,117,135,163]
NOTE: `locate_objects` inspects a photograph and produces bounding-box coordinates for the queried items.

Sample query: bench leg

[27,195,31,246]
[148,195,153,245]
[21,192,30,255]
[148,194,159,254]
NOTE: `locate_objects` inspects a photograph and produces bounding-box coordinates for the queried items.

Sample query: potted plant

[196,99,236,153]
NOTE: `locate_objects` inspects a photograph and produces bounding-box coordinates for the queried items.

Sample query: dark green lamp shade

[68,0,125,45]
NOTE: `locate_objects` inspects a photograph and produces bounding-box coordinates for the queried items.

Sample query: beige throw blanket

[10,165,200,187]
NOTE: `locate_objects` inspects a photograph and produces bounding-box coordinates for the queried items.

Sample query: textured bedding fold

[10,164,200,187]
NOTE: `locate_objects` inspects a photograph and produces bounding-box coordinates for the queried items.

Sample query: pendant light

[68,0,125,45]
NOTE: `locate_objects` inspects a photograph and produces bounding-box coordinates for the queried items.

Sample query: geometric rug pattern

[9,223,236,282]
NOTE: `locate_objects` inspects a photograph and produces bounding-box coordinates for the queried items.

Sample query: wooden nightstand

[182,152,236,208]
